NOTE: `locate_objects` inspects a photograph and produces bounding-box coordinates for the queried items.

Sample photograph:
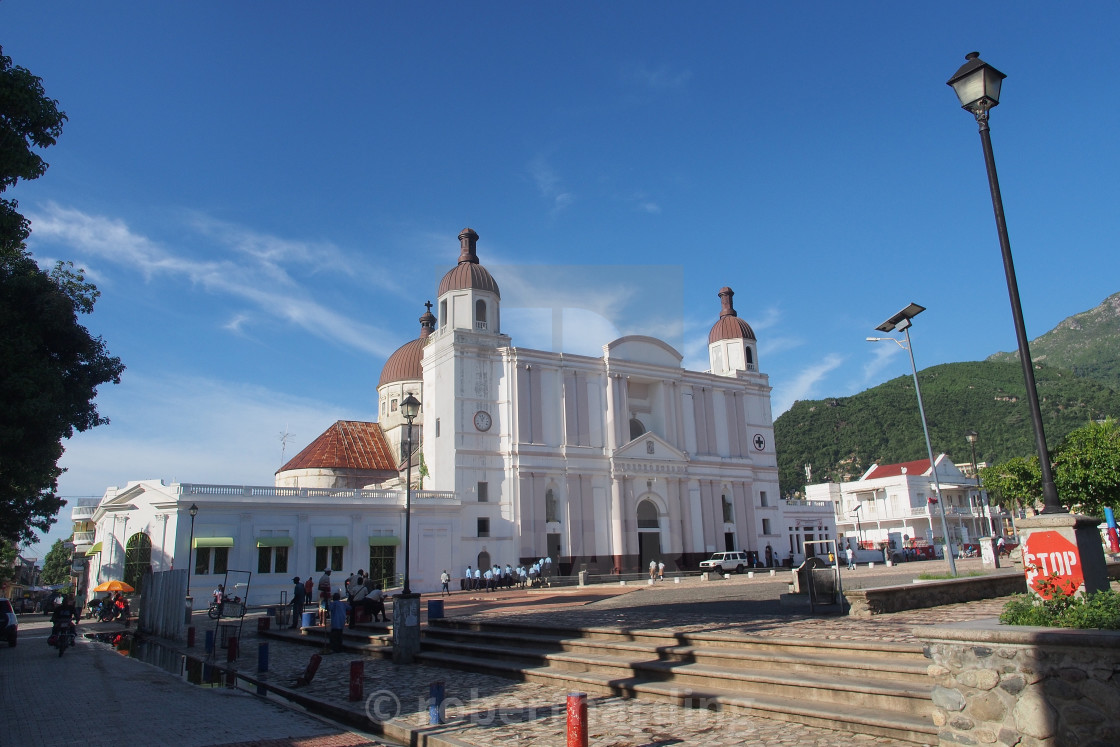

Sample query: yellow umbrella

[92,580,135,593]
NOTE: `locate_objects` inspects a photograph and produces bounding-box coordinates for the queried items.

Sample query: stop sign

[1022,531,1083,599]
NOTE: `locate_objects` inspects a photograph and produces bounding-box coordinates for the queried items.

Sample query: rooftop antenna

[280,426,296,466]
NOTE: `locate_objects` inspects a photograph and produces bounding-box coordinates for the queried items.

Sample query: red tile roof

[862,458,932,480]
[277,420,397,474]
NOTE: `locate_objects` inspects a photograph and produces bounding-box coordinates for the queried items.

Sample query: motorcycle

[207,595,245,619]
[49,619,77,657]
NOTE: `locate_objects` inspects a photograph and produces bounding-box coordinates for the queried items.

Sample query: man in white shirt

[440,569,451,596]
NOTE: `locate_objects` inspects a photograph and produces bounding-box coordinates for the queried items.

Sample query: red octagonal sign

[1022,531,1083,599]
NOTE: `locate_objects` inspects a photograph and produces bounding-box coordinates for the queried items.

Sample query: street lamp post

[394,393,422,664]
[400,394,421,595]
[850,504,864,545]
[947,52,1061,514]
[965,431,995,537]
[186,504,198,595]
[868,303,957,576]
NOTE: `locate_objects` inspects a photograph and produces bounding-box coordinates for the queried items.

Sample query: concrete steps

[420,619,936,744]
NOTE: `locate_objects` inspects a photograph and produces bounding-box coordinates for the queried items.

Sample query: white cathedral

[72,228,834,601]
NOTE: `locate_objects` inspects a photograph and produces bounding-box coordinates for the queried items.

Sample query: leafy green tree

[0,46,124,544]
[0,540,17,587]
[980,456,1042,513]
[40,537,72,586]
[1053,419,1120,519]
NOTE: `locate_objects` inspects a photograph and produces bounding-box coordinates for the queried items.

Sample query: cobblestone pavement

[0,616,387,747]
[6,560,1023,747]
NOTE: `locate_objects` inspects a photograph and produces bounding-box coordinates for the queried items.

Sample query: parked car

[0,598,18,647]
[699,551,749,573]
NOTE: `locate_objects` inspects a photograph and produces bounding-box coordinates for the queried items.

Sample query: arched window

[477,551,491,570]
[629,418,646,440]
[636,500,659,529]
[745,347,754,365]
[123,532,152,591]
[440,299,447,328]
[475,299,487,330]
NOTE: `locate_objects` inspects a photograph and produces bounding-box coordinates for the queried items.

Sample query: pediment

[614,432,688,462]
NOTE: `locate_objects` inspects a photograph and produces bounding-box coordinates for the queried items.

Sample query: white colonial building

[74,228,834,601]
[807,454,994,554]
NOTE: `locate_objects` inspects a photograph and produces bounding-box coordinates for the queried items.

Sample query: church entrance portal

[636,499,662,572]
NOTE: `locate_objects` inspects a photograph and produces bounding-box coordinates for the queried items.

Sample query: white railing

[179,484,457,502]
[71,505,96,519]
[72,531,95,544]
[474,320,487,331]
[783,499,832,509]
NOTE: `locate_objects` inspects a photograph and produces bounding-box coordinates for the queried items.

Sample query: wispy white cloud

[27,203,401,357]
[771,354,846,415]
[55,370,356,502]
[527,155,574,214]
[860,340,903,386]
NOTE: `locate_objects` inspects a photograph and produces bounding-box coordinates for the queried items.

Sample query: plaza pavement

[1,558,1026,747]
[0,615,388,747]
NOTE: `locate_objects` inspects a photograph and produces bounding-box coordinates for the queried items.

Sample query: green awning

[256,537,294,547]
[368,536,400,546]
[313,536,349,547]
[86,542,102,555]
[193,537,235,548]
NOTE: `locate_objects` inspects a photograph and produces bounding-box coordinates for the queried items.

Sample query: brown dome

[437,227,501,298]
[378,338,423,387]
[708,287,756,344]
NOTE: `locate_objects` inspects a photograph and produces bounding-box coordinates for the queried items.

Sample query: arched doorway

[477,551,491,572]
[636,499,662,572]
[123,533,152,591]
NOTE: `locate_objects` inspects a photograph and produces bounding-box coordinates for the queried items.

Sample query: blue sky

[7,2,1119,559]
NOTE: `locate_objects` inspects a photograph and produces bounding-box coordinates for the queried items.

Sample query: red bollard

[566,692,588,747]
[296,653,322,687]
[187,626,196,648]
[227,636,239,662]
[349,660,364,701]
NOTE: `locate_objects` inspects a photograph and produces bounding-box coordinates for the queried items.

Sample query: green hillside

[987,292,1120,390]
[774,360,1120,497]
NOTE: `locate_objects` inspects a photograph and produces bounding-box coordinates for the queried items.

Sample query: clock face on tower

[473,410,492,432]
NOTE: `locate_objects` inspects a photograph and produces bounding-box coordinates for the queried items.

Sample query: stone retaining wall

[844,574,1026,618]
[918,621,1120,746]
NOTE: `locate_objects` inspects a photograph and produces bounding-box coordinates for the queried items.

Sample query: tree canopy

[40,537,73,586]
[0,46,124,543]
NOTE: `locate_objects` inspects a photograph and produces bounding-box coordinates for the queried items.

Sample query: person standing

[304,575,314,602]
[649,559,657,580]
[464,565,472,591]
[847,542,857,570]
[440,569,450,596]
[657,561,665,581]
[317,569,332,625]
[473,567,482,590]
[291,577,306,629]
[328,592,349,653]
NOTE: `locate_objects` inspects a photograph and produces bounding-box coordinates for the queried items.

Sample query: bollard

[869,562,875,569]
[429,680,445,724]
[770,569,776,577]
[566,691,588,747]
[674,577,680,584]
[747,571,755,578]
[619,580,626,586]
[296,653,323,687]
[257,642,269,673]
[349,660,364,702]
[205,630,215,654]
[227,636,239,662]
[187,626,196,648]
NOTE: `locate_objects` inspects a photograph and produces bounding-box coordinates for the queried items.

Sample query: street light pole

[869,303,957,576]
[186,503,198,596]
[965,431,994,536]
[850,504,864,545]
[400,394,421,595]
[948,52,1061,514]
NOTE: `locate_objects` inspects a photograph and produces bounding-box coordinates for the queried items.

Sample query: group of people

[289,569,388,637]
[648,560,667,581]
[462,557,553,592]
[97,592,130,623]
